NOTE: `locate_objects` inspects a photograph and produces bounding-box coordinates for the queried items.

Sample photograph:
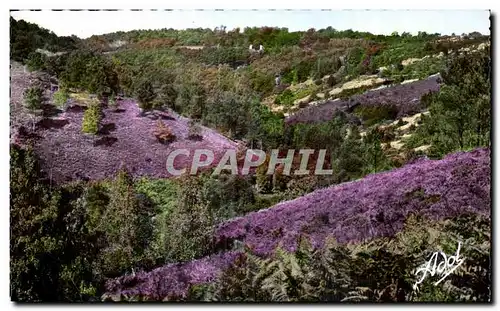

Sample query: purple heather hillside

[28,99,239,183]
[104,148,490,300]
[286,75,441,124]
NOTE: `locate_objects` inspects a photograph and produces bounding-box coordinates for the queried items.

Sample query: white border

[1,0,497,309]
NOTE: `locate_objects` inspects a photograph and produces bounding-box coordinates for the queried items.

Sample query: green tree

[81,102,102,134]
[53,88,70,107]
[163,176,216,262]
[413,49,491,157]
[362,127,390,174]
[97,169,155,276]
[135,79,156,111]
[25,52,46,71]
[23,86,44,111]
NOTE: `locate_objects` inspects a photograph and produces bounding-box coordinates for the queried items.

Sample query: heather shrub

[81,103,102,134]
[23,86,44,111]
[153,120,176,144]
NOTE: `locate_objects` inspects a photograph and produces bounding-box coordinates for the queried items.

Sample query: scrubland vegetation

[10,16,491,302]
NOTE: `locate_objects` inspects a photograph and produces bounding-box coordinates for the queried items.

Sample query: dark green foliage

[174,80,205,119]
[346,46,366,76]
[10,17,78,62]
[274,89,294,106]
[135,80,156,110]
[204,91,256,139]
[311,57,342,80]
[156,83,177,110]
[247,104,285,149]
[203,174,256,219]
[60,50,119,95]
[10,145,57,301]
[96,169,156,276]
[362,127,392,173]
[292,116,346,151]
[354,104,399,126]
[332,126,365,182]
[53,88,70,107]
[247,70,274,95]
[25,52,46,71]
[411,48,491,157]
[10,145,162,302]
[162,176,216,262]
[199,47,249,67]
[23,86,44,111]
[186,213,490,302]
[10,145,98,301]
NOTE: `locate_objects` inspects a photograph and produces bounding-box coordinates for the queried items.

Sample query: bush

[108,93,117,108]
[25,52,45,72]
[396,119,408,127]
[187,120,202,140]
[274,89,294,106]
[81,103,102,134]
[354,104,399,126]
[153,120,176,144]
[23,86,44,111]
[326,75,338,87]
[135,80,156,111]
[53,88,70,107]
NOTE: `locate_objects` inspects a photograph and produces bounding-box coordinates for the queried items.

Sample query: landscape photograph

[9,9,492,302]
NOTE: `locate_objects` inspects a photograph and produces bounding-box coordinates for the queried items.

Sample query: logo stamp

[413,241,465,291]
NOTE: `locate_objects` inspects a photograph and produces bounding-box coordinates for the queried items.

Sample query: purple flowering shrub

[104,147,490,300]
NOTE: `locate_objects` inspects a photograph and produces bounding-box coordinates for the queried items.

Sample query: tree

[61,51,118,95]
[334,125,365,182]
[163,176,216,262]
[23,86,44,111]
[53,88,70,108]
[81,102,102,134]
[25,52,46,71]
[97,168,155,276]
[10,145,58,301]
[135,79,156,110]
[415,48,491,157]
[362,127,390,174]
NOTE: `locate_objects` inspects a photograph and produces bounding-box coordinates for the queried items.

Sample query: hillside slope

[104,147,490,300]
[10,62,239,183]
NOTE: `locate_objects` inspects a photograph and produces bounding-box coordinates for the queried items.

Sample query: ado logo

[413,241,465,291]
